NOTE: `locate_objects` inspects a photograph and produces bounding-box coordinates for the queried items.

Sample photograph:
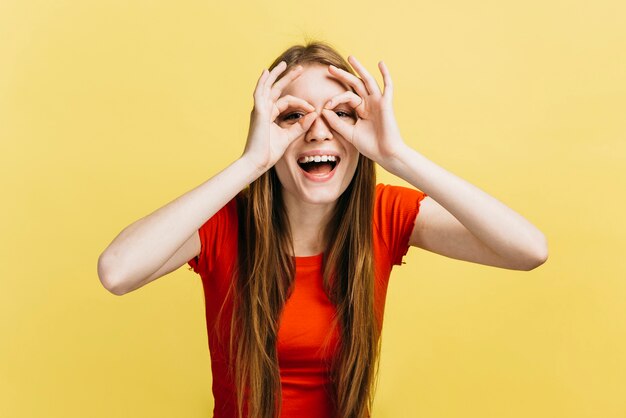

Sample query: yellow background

[1,0,625,417]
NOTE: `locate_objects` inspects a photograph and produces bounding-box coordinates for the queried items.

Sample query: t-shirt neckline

[293,252,324,266]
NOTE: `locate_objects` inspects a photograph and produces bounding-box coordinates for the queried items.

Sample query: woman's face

[274,63,360,206]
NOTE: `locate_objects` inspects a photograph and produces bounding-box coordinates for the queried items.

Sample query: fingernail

[324,100,332,108]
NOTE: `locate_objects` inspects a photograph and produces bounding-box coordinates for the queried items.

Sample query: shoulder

[374,183,428,214]
[374,183,428,266]
[188,191,243,275]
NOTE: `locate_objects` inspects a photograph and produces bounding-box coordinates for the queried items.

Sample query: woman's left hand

[321,56,407,169]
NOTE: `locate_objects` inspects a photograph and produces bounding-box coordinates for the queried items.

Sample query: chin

[292,184,346,205]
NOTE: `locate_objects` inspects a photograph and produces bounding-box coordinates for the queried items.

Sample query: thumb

[286,111,317,142]
[321,109,354,143]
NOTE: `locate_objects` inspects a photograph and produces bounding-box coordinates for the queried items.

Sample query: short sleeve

[375,183,428,266]
[187,197,238,276]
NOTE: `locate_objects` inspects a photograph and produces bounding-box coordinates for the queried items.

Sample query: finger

[286,111,317,142]
[323,91,365,118]
[263,61,287,92]
[378,60,394,102]
[321,108,354,143]
[324,91,363,108]
[270,65,304,100]
[348,55,381,97]
[271,95,315,121]
[327,65,369,99]
[253,68,270,101]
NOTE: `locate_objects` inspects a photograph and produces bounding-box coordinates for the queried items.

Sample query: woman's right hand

[242,61,318,173]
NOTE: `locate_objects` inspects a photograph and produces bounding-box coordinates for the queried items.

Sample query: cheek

[346,146,360,168]
[346,157,359,179]
[273,159,292,187]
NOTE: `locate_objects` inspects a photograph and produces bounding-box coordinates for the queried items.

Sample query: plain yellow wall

[1,0,625,417]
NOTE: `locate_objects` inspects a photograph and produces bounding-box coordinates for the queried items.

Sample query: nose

[304,112,333,142]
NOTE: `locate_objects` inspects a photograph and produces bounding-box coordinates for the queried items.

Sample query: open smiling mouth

[296,156,341,180]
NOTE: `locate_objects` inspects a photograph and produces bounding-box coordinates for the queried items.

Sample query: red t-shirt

[187,183,427,418]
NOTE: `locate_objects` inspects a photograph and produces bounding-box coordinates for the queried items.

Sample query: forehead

[279,63,352,102]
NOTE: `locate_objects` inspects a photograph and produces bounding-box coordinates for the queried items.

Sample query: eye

[281,112,304,122]
[336,110,357,119]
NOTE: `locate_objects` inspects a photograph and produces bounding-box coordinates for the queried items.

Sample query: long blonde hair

[228,41,379,418]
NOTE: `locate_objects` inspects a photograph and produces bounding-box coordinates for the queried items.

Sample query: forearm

[383,143,548,264]
[98,156,263,285]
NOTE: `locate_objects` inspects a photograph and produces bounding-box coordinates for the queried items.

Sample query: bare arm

[97,156,263,295]
[399,147,548,270]
[322,57,547,271]
[98,61,317,295]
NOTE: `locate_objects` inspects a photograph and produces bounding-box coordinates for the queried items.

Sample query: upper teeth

[298,155,337,163]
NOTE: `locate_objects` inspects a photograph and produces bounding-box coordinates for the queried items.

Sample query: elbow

[104,282,128,297]
[97,253,128,296]
[521,233,549,271]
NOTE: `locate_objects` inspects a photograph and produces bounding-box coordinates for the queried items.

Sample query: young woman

[98,41,548,418]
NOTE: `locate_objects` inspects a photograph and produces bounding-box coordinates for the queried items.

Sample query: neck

[282,190,336,257]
